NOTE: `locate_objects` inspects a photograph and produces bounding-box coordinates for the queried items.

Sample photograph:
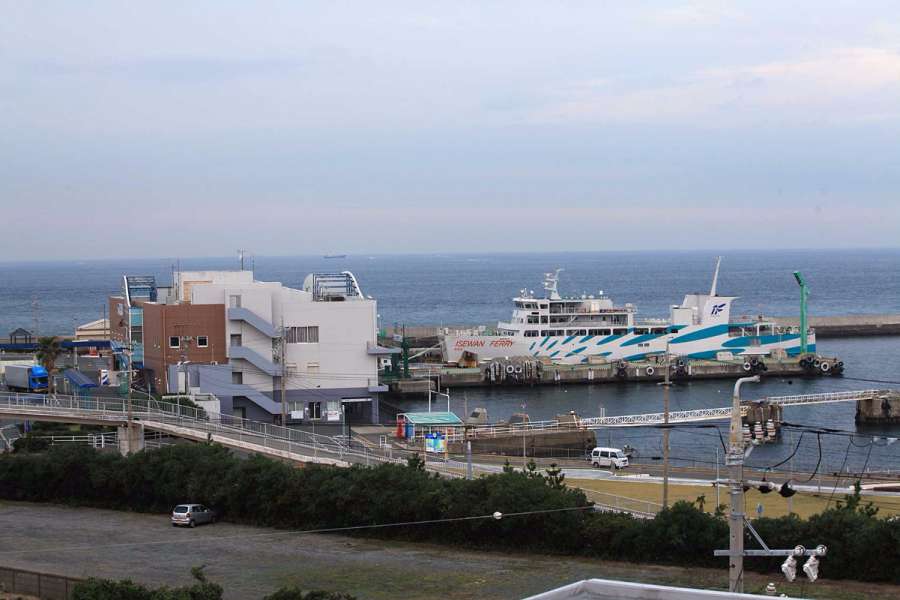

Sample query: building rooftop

[399,412,463,425]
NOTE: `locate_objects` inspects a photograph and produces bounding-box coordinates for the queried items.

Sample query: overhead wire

[0,505,595,556]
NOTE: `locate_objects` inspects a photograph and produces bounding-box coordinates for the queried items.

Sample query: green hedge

[72,567,355,600]
[2,444,898,583]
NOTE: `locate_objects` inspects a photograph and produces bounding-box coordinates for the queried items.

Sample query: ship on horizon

[323,254,347,259]
[441,259,815,365]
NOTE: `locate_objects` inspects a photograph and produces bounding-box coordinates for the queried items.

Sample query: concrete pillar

[118,423,145,455]
[371,394,380,425]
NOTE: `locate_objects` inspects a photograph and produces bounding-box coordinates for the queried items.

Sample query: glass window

[228,295,241,308]
[287,326,319,344]
[169,336,180,348]
[197,335,208,347]
[231,371,243,384]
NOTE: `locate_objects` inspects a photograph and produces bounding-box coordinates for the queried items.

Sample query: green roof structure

[398,412,463,426]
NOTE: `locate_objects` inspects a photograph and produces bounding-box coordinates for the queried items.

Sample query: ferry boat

[441,259,815,365]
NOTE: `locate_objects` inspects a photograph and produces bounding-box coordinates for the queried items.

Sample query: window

[197,335,209,348]
[308,401,321,419]
[229,295,241,308]
[230,334,242,347]
[524,330,539,337]
[231,371,243,384]
[286,326,319,344]
[169,336,180,348]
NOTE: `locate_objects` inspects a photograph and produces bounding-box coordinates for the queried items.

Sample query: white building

[169,270,389,425]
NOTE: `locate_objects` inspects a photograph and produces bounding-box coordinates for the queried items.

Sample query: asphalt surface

[0,502,615,599]
[3,502,900,599]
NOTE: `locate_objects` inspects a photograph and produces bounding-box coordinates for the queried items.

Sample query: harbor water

[2,249,899,473]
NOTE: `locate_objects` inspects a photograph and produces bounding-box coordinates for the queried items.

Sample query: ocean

[2,249,899,473]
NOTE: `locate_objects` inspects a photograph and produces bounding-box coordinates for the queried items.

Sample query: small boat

[323,254,347,259]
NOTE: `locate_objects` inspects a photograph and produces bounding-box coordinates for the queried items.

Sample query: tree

[35,335,62,394]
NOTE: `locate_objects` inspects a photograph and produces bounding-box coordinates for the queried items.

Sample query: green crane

[792,271,809,355]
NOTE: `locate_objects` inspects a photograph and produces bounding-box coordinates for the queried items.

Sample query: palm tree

[35,336,62,394]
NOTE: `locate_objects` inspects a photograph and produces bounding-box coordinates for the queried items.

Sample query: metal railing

[761,389,881,406]
[447,389,887,440]
[579,488,662,517]
[39,432,118,448]
[0,392,402,468]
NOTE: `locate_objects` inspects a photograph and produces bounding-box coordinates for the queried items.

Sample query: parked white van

[590,447,629,469]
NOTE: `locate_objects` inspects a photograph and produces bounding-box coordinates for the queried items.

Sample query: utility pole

[663,384,670,508]
[727,375,760,593]
[659,339,672,508]
[280,319,287,426]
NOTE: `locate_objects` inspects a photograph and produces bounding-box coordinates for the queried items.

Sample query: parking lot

[0,501,608,599]
[2,502,899,599]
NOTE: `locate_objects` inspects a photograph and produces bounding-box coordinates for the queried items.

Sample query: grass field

[569,477,900,518]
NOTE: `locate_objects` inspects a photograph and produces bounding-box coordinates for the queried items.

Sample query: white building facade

[170,270,386,424]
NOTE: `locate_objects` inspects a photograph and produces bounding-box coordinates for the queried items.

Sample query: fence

[0,565,83,600]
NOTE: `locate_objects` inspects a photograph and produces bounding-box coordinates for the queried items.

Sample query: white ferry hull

[442,327,816,365]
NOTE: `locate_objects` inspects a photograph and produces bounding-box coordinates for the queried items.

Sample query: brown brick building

[141,302,227,393]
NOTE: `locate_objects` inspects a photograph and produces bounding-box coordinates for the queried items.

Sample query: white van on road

[590,447,629,469]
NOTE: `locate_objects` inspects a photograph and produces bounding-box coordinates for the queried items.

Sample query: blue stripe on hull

[670,324,730,344]
[621,333,663,347]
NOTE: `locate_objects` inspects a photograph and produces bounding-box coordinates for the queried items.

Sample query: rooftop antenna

[709,256,722,297]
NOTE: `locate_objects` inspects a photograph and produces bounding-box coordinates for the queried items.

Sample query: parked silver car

[171,504,216,528]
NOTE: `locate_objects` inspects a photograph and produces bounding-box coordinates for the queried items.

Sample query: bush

[12,434,51,453]
[3,445,898,584]
[0,444,589,553]
[74,567,222,600]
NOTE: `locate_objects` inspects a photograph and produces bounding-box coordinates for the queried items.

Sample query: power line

[0,505,594,557]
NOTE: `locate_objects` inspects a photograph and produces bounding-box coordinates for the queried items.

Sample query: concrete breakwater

[771,314,900,337]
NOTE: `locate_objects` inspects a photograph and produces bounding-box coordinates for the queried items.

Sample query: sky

[2,1,900,260]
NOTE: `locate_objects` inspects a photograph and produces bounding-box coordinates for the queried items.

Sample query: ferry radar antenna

[709,256,722,297]
[543,268,563,300]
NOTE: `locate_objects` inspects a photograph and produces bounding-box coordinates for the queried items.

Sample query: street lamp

[727,375,760,593]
